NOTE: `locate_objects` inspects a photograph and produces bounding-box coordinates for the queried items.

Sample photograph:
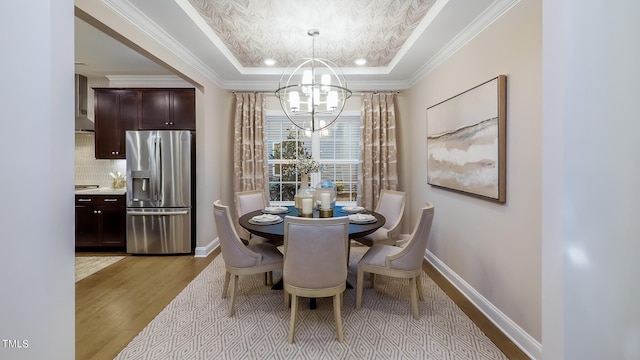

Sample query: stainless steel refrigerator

[125,130,195,254]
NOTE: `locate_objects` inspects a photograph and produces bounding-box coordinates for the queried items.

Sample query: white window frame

[266,111,360,206]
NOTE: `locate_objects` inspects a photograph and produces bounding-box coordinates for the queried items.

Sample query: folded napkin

[251,214,281,223]
[342,206,365,213]
[262,206,288,214]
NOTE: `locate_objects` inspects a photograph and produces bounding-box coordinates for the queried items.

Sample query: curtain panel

[233,93,267,193]
[358,93,399,209]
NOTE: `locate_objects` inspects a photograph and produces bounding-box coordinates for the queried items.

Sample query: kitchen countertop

[75,187,126,195]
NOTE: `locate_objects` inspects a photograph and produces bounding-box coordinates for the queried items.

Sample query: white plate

[348,214,377,224]
[262,206,289,214]
[341,206,365,214]
[248,215,283,225]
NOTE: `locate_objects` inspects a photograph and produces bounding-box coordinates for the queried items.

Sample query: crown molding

[221,79,410,93]
[347,80,411,92]
[106,75,193,88]
[408,0,522,87]
[101,0,224,86]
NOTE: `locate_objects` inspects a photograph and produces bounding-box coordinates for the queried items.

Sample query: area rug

[75,256,125,282]
[115,248,507,360]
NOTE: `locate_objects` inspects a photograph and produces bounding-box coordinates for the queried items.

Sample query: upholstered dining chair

[355,189,406,246]
[213,200,284,316]
[235,189,272,245]
[356,203,434,319]
[282,216,350,344]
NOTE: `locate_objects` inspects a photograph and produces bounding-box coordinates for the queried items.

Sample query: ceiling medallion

[275,29,352,133]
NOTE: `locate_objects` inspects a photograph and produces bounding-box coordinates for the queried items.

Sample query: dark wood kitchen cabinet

[139,89,195,130]
[94,89,139,159]
[75,194,126,249]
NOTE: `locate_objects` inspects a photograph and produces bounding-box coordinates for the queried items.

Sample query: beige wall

[194,85,232,251]
[399,0,542,354]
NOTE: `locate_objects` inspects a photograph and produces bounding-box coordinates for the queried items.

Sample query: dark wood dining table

[239,205,386,309]
[238,205,386,245]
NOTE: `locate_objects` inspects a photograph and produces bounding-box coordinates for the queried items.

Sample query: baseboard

[425,250,542,360]
[194,238,219,257]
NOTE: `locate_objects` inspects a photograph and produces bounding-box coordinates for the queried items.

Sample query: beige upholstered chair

[235,189,271,245]
[356,203,434,319]
[282,216,350,343]
[213,200,283,316]
[355,190,406,246]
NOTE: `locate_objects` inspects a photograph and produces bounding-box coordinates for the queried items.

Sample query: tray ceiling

[75,0,519,90]
[187,0,435,68]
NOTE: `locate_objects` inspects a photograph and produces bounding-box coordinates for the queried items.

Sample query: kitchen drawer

[75,194,125,206]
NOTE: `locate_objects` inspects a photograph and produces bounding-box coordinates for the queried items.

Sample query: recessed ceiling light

[354,58,367,66]
[264,58,276,66]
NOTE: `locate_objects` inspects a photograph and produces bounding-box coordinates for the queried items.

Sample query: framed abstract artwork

[426,75,507,203]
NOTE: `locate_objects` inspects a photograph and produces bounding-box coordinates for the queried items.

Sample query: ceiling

[75,0,517,91]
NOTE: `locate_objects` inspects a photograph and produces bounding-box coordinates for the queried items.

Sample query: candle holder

[314,180,337,211]
[319,208,333,218]
[299,213,314,218]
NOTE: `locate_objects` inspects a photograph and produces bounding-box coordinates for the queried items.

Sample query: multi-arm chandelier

[275,29,352,133]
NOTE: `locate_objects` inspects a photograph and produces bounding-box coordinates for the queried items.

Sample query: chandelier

[275,29,352,133]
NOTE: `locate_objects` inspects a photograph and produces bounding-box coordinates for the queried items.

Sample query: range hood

[75,74,94,132]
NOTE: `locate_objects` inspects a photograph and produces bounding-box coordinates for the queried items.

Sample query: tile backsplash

[75,133,126,188]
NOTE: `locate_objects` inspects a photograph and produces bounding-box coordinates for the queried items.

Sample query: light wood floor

[76,247,528,360]
[75,249,218,360]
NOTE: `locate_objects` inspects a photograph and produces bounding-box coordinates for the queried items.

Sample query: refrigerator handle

[127,210,189,216]
[152,137,157,201]
[153,136,160,202]
[157,136,163,201]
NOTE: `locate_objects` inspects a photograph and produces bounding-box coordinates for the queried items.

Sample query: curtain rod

[231,90,402,95]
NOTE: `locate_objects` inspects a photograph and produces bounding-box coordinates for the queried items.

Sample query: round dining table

[239,205,385,309]
[238,205,386,244]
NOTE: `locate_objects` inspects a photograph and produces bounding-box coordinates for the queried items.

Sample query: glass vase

[314,179,337,210]
[294,173,315,212]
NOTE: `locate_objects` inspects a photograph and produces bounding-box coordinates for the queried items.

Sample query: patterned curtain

[358,93,399,209]
[233,92,267,193]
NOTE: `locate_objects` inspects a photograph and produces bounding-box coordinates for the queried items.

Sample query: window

[266,114,360,204]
